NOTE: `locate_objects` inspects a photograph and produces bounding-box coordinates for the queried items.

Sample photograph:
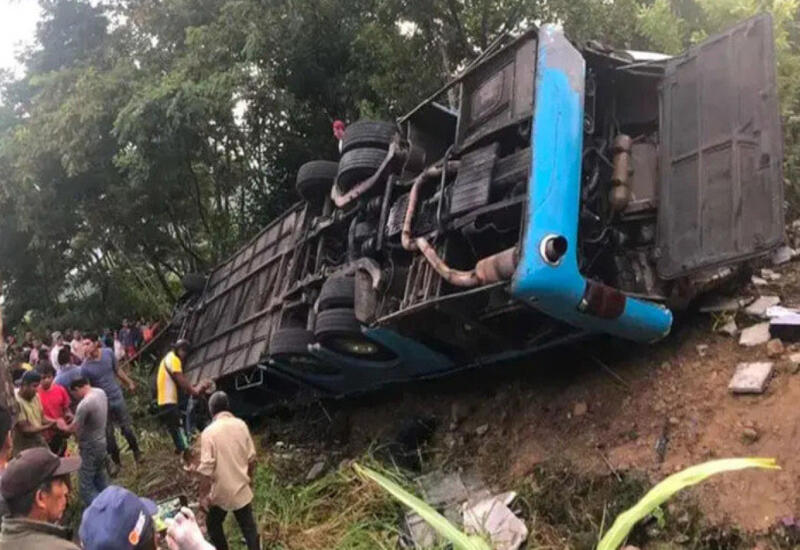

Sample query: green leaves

[597,458,780,550]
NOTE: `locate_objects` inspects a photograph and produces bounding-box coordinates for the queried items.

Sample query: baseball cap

[80,486,158,549]
[0,447,81,500]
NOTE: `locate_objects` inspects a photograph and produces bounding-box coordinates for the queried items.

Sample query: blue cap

[79,486,158,550]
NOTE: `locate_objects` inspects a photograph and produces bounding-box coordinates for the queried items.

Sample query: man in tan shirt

[196,392,259,550]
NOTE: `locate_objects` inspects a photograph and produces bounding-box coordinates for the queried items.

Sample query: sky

[0,0,41,76]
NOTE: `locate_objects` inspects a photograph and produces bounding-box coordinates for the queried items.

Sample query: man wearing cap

[80,485,160,550]
[156,339,209,462]
[13,370,59,455]
[57,377,109,506]
[0,447,81,549]
[197,391,259,550]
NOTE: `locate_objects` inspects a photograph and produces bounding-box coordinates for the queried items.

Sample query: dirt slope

[328,257,800,533]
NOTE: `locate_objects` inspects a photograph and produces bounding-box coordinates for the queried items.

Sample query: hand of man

[128,380,137,392]
[55,418,69,431]
[166,507,214,550]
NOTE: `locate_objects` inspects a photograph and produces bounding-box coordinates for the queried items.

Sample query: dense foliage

[1,0,798,332]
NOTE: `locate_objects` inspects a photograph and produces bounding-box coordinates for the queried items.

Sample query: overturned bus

[172,15,784,404]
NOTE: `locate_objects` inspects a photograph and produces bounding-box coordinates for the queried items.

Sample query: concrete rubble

[767,305,800,341]
[772,245,797,266]
[463,491,528,550]
[717,319,738,336]
[403,470,490,548]
[767,338,785,357]
[739,322,771,347]
[728,362,774,394]
[402,471,529,550]
[745,296,781,318]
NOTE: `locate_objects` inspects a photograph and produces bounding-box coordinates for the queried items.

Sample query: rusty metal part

[610,134,632,212]
[401,157,518,287]
[401,161,460,251]
[331,141,406,208]
[475,247,519,283]
[416,238,519,287]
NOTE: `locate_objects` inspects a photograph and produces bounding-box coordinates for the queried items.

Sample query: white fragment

[728,362,774,394]
[739,322,771,347]
[305,460,326,481]
[771,245,796,266]
[463,492,528,550]
[752,276,769,286]
[745,296,781,318]
[717,319,738,336]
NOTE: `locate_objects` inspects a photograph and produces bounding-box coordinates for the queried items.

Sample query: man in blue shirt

[80,333,142,472]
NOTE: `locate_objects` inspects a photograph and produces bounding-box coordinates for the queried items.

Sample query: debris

[766,305,800,319]
[739,322,771,347]
[403,512,438,549]
[696,344,709,357]
[742,427,760,443]
[717,319,738,337]
[745,296,781,318]
[789,353,800,374]
[770,315,800,342]
[698,295,754,313]
[573,402,588,417]
[415,470,489,529]
[669,416,680,426]
[462,492,528,550]
[771,245,796,266]
[752,275,769,286]
[306,460,326,481]
[728,362,774,394]
[767,338,785,358]
[761,268,782,281]
[475,424,489,436]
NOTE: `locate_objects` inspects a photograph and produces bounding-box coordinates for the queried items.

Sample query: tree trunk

[0,298,19,415]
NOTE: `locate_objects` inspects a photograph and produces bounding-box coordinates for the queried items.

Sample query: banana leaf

[597,458,779,550]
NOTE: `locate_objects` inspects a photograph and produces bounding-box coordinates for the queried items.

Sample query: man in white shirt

[196,392,259,550]
[49,332,63,372]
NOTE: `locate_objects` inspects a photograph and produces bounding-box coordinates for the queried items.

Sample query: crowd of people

[0,325,261,550]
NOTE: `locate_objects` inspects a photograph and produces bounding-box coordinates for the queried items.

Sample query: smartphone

[155,495,189,521]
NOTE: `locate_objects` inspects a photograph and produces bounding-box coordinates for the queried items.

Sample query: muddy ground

[259,254,800,539]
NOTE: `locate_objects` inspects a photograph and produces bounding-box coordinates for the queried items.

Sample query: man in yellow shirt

[156,340,208,462]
